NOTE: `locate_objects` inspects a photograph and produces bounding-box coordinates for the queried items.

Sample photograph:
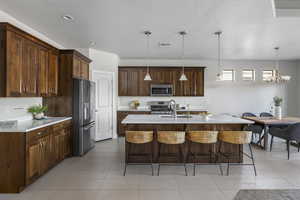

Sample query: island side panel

[125,124,245,163]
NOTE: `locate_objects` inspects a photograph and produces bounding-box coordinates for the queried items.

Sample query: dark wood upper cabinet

[118,69,128,96]
[80,61,89,80]
[118,67,205,97]
[38,46,49,96]
[0,23,60,97]
[48,51,59,96]
[5,30,23,96]
[22,40,38,96]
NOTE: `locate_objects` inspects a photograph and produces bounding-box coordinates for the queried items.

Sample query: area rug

[234,190,300,200]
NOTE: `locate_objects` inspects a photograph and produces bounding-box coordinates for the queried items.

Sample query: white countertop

[0,117,72,133]
[117,108,207,112]
[122,114,254,125]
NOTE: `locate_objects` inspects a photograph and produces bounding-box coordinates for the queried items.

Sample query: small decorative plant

[129,100,140,109]
[273,96,283,107]
[28,105,48,119]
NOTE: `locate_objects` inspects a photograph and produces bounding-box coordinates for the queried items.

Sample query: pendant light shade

[215,31,223,81]
[179,31,188,81]
[144,31,152,81]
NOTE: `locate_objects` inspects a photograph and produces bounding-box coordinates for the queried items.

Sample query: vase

[274,106,282,120]
[34,113,44,120]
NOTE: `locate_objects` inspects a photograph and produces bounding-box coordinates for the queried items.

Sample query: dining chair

[269,123,300,160]
[260,112,273,117]
[242,113,264,145]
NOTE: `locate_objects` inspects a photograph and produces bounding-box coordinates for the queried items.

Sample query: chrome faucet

[168,99,177,118]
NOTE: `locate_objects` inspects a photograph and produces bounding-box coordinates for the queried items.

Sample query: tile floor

[1,139,300,200]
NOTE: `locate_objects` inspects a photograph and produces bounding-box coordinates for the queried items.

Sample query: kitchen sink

[159,115,193,119]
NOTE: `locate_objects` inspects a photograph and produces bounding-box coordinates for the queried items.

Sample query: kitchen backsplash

[118,97,208,110]
[0,98,42,121]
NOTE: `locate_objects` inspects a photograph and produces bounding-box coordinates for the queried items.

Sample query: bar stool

[124,131,154,176]
[186,131,223,176]
[218,131,257,176]
[157,131,187,176]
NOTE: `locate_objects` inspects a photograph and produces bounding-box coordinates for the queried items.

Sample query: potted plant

[273,96,283,119]
[28,105,48,120]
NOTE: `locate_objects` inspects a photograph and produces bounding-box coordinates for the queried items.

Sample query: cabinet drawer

[26,128,49,144]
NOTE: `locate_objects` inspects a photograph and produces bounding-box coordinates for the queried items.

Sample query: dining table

[243,117,300,151]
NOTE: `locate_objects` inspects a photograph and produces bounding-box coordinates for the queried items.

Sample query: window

[263,70,274,81]
[242,69,255,81]
[222,69,235,81]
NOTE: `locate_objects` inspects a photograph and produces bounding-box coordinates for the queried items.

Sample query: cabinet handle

[37,132,42,135]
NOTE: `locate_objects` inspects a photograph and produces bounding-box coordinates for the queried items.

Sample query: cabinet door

[81,61,89,80]
[40,135,52,174]
[6,30,23,96]
[26,142,41,184]
[138,68,150,96]
[117,111,128,137]
[53,131,63,163]
[118,69,128,96]
[127,69,139,96]
[194,68,204,96]
[63,127,71,158]
[48,52,58,96]
[22,40,38,96]
[73,57,81,78]
[38,46,49,96]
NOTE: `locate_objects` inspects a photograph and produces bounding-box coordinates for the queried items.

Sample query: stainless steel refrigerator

[73,78,96,156]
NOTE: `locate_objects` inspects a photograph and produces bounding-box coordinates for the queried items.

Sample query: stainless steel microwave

[150,84,173,96]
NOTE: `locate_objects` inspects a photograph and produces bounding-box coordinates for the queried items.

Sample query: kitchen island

[122,114,254,163]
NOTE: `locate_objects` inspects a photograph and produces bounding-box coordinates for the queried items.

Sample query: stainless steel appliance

[150,84,173,96]
[149,101,171,114]
[73,78,96,156]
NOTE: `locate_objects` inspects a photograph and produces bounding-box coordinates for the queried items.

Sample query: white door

[93,71,113,141]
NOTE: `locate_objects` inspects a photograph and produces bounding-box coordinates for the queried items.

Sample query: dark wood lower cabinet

[0,120,72,193]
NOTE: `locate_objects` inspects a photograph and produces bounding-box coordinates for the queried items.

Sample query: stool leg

[248,144,257,176]
[124,142,130,176]
[150,142,154,176]
[226,158,230,176]
[179,144,188,176]
[157,143,162,176]
[214,144,223,176]
[270,136,274,152]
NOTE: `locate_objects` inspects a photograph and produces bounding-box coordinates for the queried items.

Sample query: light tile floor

[1,138,300,200]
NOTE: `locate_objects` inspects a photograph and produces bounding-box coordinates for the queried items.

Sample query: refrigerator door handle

[84,123,95,131]
[84,103,88,120]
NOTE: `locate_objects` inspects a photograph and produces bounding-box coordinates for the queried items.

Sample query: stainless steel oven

[150,84,173,96]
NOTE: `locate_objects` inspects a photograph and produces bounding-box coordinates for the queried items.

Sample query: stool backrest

[126,131,153,144]
[157,131,185,144]
[219,131,252,144]
[187,131,218,144]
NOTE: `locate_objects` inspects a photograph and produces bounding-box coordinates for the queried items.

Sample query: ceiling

[1,0,300,60]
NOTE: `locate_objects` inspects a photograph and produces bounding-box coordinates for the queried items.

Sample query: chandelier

[265,47,291,83]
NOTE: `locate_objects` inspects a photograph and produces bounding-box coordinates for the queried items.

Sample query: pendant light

[144,31,152,81]
[265,47,291,83]
[215,31,223,81]
[179,31,188,81]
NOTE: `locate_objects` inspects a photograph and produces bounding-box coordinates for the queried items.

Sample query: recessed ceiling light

[62,15,74,21]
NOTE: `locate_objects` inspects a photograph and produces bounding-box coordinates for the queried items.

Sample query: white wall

[88,48,120,138]
[119,59,299,116]
[298,62,300,116]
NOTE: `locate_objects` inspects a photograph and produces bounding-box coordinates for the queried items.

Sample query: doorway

[92,71,114,141]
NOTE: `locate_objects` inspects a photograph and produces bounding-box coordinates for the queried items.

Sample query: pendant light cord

[218,33,221,69]
[181,32,186,74]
